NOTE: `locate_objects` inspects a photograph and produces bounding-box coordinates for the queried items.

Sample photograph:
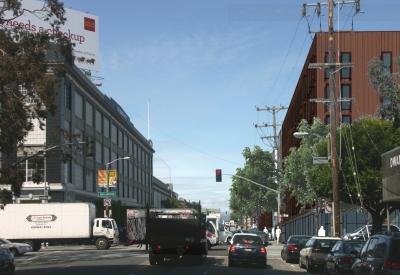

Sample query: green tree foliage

[282,118,330,211]
[229,146,281,222]
[0,0,74,196]
[368,56,400,126]
[161,197,184,208]
[308,116,400,233]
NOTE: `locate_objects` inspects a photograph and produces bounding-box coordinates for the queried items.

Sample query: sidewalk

[39,242,148,252]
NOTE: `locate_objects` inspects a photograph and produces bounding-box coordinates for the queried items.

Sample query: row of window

[65,83,152,168]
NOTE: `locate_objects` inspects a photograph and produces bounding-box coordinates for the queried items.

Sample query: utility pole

[255,105,287,230]
[302,0,360,237]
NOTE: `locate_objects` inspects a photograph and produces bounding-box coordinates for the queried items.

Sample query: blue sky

[62,0,399,216]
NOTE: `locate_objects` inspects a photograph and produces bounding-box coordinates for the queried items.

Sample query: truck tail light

[383,259,400,270]
[157,245,162,249]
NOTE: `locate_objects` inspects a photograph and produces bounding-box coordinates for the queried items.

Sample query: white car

[0,238,33,256]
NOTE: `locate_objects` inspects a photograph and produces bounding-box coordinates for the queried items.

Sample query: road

[13,243,324,275]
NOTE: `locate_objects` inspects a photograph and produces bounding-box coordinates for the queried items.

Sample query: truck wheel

[149,254,156,265]
[33,242,41,252]
[95,238,109,250]
[156,255,164,265]
[9,248,18,257]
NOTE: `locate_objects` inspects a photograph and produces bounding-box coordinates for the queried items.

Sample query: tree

[367,56,400,127]
[161,197,183,208]
[282,118,330,210]
[229,146,281,226]
[0,0,74,196]
[308,116,400,234]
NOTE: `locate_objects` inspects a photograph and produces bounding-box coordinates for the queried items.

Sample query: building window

[341,85,351,110]
[342,116,351,124]
[18,157,44,182]
[382,52,391,74]
[326,85,330,111]
[325,53,330,79]
[65,83,71,109]
[326,116,330,125]
[341,53,351,79]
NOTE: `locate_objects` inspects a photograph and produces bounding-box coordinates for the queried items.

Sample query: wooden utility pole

[302,0,359,237]
[327,0,340,237]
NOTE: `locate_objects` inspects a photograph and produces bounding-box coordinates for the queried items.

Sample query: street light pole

[105,156,130,195]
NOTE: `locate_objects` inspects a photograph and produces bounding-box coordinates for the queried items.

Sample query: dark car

[351,231,400,275]
[299,236,341,272]
[228,233,267,269]
[281,235,311,263]
[247,229,269,246]
[0,248,15,275]
[324,240,365,275]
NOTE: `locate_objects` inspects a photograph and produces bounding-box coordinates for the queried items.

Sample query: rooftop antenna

[148,99,151,141]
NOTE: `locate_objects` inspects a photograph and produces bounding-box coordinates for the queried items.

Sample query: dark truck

[126,203,207,265]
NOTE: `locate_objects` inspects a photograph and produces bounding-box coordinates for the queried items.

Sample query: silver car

[0,238,33,256]
[299,236,341,272]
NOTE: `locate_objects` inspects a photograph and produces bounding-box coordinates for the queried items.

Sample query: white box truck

[0,203,119,251]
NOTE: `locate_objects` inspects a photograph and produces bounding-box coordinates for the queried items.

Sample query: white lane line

[58,265,72,269]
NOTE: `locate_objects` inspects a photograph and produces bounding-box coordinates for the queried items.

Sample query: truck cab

[92,218,119,249]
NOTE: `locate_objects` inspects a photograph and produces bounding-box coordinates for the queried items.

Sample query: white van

[206,220,219,249]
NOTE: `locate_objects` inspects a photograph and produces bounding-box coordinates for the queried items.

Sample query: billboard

[98,170,118,188]
[2,0,99,71]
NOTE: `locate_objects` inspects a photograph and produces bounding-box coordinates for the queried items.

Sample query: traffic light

[87,136,95,156]
[216,169,222,182]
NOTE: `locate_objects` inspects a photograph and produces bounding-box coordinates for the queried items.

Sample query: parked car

[217,223,233,244]
[299,236,340,272]
[351,231,400,275]
[324,240,365,275]
[0,248,15,275]
[342,224,400,240]
[0,238,32,256]
[228,233,267,269]
[281,235,312,263]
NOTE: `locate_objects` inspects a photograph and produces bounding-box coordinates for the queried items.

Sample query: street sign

[98,192,116,197]
[325,201,332,213]
[103,198,111,207]
[39,196,49,200]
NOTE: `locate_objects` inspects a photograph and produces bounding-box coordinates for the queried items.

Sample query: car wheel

[306,258,314,272]
[228,259,234,267]
[149,253,156,265]
[9,248,18,257]
[260,260,267,269]
[299,256,304,268]
[7,264,15,275]
[207,240,211,250]
[285,253,291,263]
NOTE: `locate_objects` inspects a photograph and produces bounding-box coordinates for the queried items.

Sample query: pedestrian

[318,226,326,236]
[275,226,281,244]
[271,227,275,241]
[263,226,268,234]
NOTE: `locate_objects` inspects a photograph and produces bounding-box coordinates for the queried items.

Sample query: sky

[60,0,399,218]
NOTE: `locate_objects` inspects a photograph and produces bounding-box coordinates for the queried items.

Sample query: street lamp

[106,157,130,193]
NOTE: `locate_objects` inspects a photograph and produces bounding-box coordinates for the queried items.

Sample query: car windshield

[233,236,262,245]
[0,238,11,244]
[344,242,365,254]
[290,237,310,244]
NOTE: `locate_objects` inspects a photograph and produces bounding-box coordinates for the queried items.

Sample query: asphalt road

[13,243,324,275]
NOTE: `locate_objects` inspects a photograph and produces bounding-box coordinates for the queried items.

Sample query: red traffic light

[216,169,222,182]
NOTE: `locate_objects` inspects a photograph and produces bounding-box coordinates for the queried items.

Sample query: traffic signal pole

[222,173,281,230]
